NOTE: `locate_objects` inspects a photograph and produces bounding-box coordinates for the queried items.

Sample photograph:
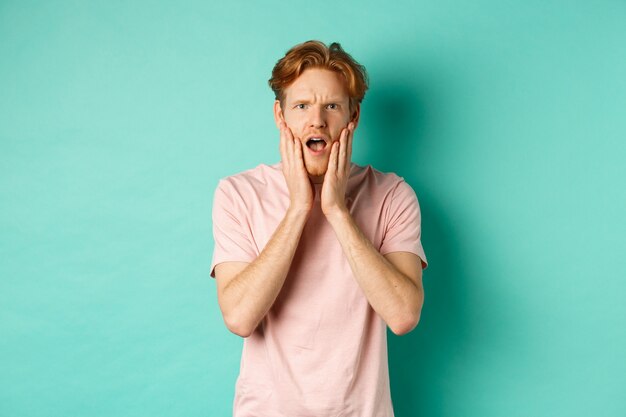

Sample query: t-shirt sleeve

[210,179,258,278]
[379,180,428,270]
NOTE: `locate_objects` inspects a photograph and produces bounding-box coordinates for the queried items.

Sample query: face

[274,68,360,181]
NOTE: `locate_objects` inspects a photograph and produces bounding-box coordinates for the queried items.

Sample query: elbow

[389,312,421,336]
[226,322,253,338]
[390,287,424,336]
[223,311,256,338]
[218,293,257,338]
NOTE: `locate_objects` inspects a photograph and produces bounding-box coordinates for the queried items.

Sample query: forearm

[219,207,308,336]
[327,210,423,334]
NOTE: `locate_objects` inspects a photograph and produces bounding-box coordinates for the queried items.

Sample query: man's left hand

[321,122,354,218]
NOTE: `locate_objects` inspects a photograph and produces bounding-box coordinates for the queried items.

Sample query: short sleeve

[379,180,428,270]
[210,179,258,278]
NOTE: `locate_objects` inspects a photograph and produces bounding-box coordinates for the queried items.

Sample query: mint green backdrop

[1,1,624,416]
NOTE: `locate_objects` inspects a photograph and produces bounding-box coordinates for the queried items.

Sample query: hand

[279,121,314,214]
[321,122,354,218]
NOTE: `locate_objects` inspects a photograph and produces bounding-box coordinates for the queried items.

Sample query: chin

[304,161,329,178]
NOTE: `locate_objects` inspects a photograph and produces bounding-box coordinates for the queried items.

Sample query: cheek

[331,125,348,141]
[283,116,304,138]
[332,114,351,137]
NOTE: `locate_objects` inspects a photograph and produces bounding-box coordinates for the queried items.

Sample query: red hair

[268,40,369,111]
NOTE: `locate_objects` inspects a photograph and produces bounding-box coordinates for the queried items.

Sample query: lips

[306,137,327,152]
[304,134,330,154]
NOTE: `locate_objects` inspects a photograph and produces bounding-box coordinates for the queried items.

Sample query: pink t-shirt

[211,162,428,417]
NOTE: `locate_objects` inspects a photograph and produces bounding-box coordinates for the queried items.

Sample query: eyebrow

[289,98,347,104]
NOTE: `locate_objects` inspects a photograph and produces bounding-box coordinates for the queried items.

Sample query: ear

[273,100,285,129]
[350,102,361,129]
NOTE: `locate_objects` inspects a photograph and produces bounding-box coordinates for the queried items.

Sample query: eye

[295,104,306,109]
[327,103,338,110]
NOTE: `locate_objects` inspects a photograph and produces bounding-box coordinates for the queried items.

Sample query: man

[210,40,428,417]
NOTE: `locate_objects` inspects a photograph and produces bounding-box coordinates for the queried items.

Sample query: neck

[309,174,324,184]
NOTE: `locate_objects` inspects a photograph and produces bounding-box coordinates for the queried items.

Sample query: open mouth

[306,138,327,152]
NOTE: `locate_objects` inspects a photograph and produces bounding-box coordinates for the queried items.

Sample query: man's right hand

[279,121,314,214]
[216,122,313,337]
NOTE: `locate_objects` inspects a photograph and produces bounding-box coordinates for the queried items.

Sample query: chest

[246,187,387,256]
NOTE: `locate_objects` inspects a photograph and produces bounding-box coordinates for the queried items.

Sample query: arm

[322,123,424,335]
[215,207,308,337]
[326,210,424,335]
[214,122,313,338]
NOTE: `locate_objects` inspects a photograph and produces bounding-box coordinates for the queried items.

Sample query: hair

[268,40,369,112]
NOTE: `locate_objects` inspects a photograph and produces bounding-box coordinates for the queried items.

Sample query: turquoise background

[1,1,624,416]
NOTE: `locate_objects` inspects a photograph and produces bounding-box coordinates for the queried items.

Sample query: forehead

[284,68,349,102]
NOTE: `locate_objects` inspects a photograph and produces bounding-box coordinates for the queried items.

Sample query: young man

[210,40,428,417]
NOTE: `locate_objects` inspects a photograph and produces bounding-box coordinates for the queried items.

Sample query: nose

[309,106,326,129]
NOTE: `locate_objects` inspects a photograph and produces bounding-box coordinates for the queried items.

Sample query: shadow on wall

[363,77,471,416]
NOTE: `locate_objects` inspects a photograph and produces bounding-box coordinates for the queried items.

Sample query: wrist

[324,205,351,225]
[286,204,311,221]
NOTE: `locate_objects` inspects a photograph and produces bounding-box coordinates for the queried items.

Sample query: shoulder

[348,163,412,196]
[215,162,284,195]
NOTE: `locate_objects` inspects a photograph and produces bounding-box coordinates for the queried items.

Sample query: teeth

[306,137,327,151]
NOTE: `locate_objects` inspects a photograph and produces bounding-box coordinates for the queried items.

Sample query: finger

[294,137,306,174]
[284,127,294,169]
[285,126,298,170]
[284,124,295,143]
[279,122,288,167]
[328,140,339,177]
[338,128,348,175]
[346,122,354,174]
